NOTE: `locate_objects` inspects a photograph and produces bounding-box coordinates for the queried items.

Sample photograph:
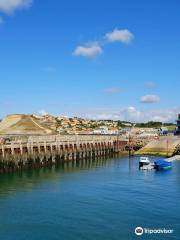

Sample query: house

[93,126,109,135]
[93,126,120,135]
[158,127,168,135]
[175,114,180,135]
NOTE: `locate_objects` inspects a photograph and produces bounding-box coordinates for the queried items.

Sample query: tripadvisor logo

[135,226,174,236]
[135,227,143,236]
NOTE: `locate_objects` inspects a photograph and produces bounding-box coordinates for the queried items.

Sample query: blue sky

[0,0,179,122]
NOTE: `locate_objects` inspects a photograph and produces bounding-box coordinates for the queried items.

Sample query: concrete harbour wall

[0,135,128,174]
[136,136,180,157]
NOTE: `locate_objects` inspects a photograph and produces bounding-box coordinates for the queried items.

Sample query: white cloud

[83,106,180,123]
[73,28,134,58]
[73,42,103,58]
[105,28,134,44]
[0,0,32,14]
[38,109,48,116]
[141,95,160,103]
[103,88,121,94]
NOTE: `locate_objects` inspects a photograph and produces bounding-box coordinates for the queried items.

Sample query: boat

[154,159,172,171]
[139,157,154,170]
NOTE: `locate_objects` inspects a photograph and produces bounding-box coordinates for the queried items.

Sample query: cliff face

[0,114,56,135]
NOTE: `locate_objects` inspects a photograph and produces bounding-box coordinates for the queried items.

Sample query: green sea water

[0,156,180,240]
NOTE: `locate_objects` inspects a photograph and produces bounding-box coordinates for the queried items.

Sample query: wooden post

[31,141,34,154]
[20,142,23,155]
[166,139,169,157]
[27,142,30,154]
[11,142,15,155]
[128,134,131,156]
[2,144,5,158]
[44,141,47,153]
[50,143,53,153]
[37,142,40,154]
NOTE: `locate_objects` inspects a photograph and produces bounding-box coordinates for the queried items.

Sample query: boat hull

[154,159,172,171]
[156,165,172,171]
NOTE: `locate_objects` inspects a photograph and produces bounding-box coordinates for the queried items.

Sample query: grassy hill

[0,114,56,135]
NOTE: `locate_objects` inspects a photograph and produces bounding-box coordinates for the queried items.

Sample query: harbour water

[0,156,180,240]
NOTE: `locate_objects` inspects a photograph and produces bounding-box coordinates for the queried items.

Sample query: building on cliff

[175,114,180,135]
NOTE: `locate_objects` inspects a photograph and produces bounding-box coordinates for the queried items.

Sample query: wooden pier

[0,135,128,173]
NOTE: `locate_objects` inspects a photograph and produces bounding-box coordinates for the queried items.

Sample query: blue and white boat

[154,159,172,171]
[139,157,154,170]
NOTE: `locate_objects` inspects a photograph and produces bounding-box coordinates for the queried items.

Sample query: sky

[0,0,179,122]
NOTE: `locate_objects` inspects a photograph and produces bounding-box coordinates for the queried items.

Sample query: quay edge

[0,135,130,174]
[135,136,180,157]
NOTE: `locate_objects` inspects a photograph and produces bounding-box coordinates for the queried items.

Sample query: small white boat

[139,157,154,170]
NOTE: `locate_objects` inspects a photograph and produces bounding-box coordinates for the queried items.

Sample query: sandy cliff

[0,114,56,135]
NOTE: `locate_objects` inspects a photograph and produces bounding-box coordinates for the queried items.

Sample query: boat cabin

[139,157,150,168]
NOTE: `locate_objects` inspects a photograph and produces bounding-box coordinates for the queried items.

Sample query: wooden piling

[0,135,128,173]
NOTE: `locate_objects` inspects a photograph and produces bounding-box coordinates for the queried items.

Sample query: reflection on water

[0,156,116,197]
[0,155,180,240]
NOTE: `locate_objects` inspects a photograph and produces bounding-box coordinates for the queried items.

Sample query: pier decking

[0,135,128,173]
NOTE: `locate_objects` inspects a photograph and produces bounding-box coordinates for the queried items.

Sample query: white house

[93,126,109,135]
